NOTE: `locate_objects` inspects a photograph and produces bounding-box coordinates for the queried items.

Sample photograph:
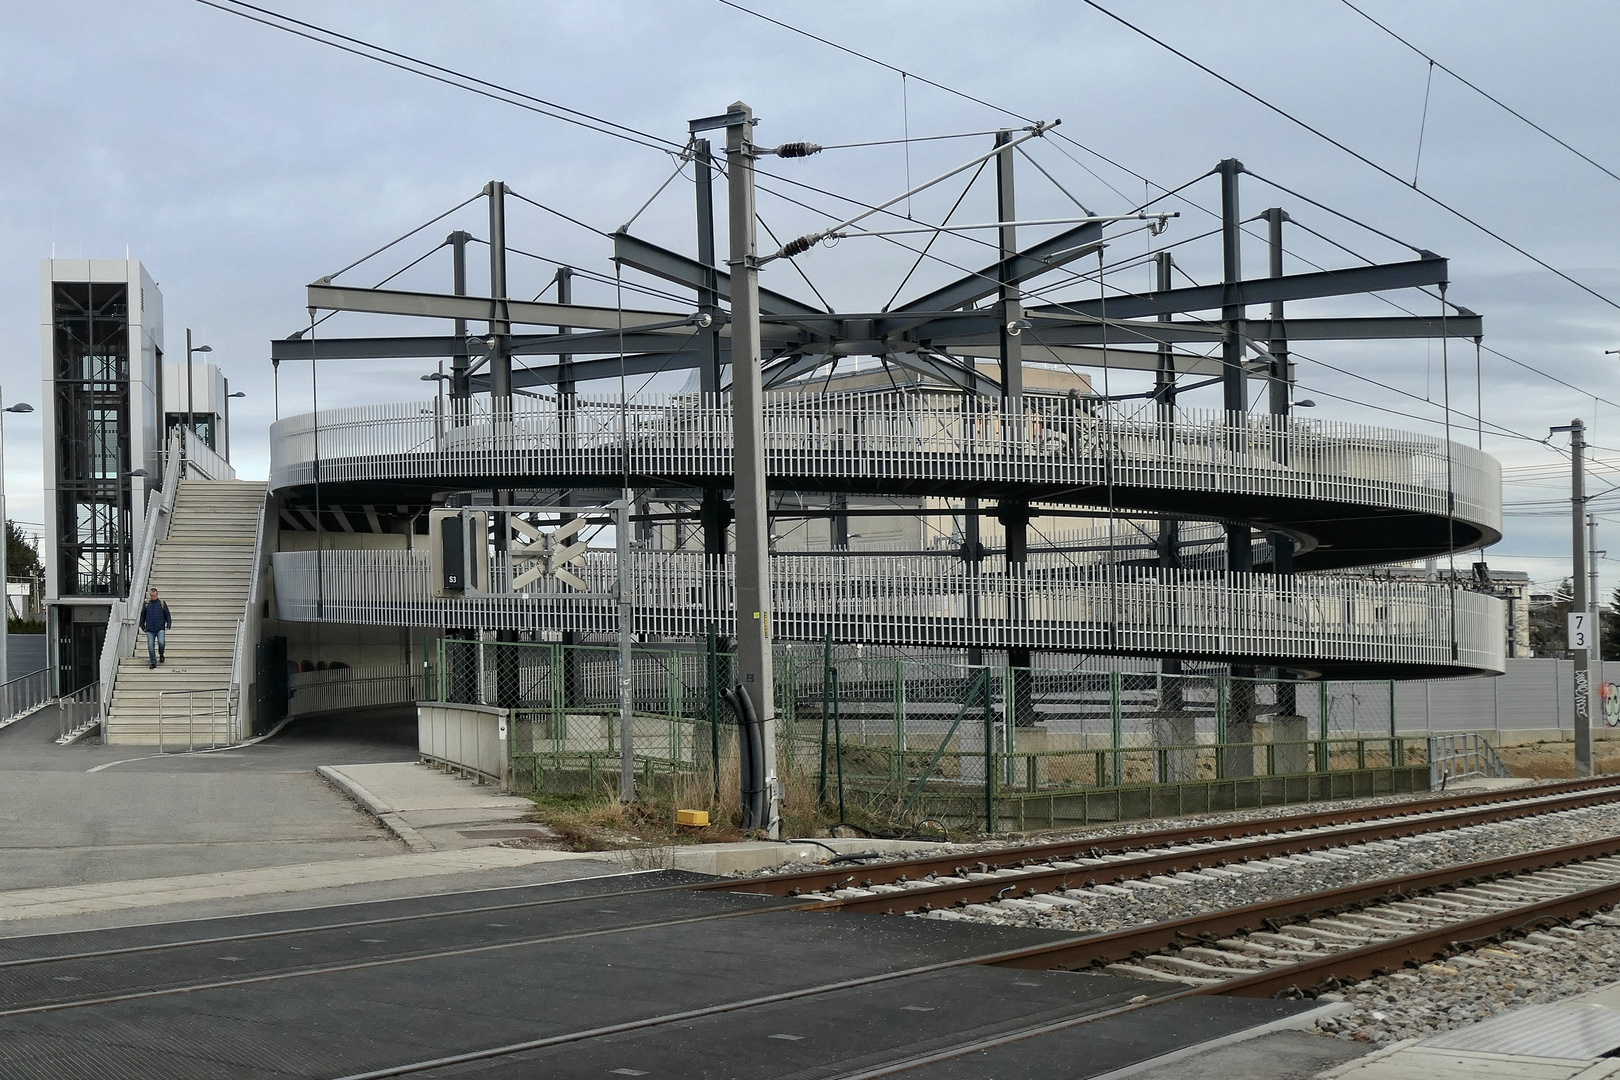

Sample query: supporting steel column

[996,130,1033,719]
[448,230,471,420]
[725,102,780,836]
[1219,158,1253,576]
[694,137,729,560]
[1151,251,1189,775]
[486,181,512,409]
[1262,207,1294,577]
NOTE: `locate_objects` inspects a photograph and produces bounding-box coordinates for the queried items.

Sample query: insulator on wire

[773,142,822,158]
[780,235,817,258]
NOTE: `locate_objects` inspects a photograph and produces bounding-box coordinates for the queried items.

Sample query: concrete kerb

[316,764,434,853]
[599,838,954,876]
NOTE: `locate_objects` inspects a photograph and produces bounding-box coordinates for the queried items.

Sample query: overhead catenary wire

[1073,0,1620,314]
[196,0,685,156]
[1338,0,1620,189]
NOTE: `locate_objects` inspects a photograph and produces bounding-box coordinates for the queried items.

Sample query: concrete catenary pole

[1556,419,1593,776]
[725,102,780,836]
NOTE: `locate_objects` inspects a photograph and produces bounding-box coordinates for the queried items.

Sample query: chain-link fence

[432,637,1428,832]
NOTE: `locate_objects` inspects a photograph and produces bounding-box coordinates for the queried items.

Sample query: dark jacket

[139,599,171,633]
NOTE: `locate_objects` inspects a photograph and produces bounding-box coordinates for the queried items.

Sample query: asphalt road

[0,706,419,892]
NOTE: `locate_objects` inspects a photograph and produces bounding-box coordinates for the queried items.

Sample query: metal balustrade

[156,686,237,753]
[267,394,1501,540]
[288,664,418,717]
[271,548,1506,674]
[0,667,52,729]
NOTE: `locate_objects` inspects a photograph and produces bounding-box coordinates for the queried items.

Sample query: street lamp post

[0,396,35,688]
[226,390,244,463]
[185,329,212,456]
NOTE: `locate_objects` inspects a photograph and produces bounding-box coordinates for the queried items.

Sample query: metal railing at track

[272,548,1507,674]
[1429,732,1512,787]
[157,686,237,753]
[266,394,1501,537]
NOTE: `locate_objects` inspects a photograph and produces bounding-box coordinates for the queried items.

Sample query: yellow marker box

[675,809,710,827]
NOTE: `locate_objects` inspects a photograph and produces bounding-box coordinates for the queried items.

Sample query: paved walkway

[1322,983,1620,1079]
[0,846,612,924]
[318,762,543,852]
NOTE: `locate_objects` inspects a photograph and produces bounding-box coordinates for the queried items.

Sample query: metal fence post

[1110,670,1123,786]
[709,624,723,801]
[1318,680,1331,772]
[1215,674,1229,779]
[983,668,996,835]
[818,633,831,803]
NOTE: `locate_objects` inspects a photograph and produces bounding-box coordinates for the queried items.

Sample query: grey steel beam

[486,351,704,389]
[886,256,1452,337]
[306,282,684,331]
[932,314,1482,349]
[613,231,826,319]
[889,220,1106,316]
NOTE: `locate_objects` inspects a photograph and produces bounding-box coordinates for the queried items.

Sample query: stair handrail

[230,490,269,741]
[98,433,183,724]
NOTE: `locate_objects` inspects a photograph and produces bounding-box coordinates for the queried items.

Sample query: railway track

[702,776,1620,916]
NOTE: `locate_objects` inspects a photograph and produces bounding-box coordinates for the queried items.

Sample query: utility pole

[721,101,780,837]
[1553,419,1593,776]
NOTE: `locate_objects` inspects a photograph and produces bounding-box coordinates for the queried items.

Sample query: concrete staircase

[104,479,267,746]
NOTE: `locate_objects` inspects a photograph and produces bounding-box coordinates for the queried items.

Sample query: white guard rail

[99,432,183,719]
[272,549,1507,674]
[267,394,1502,538]
[181,426,236,480]
[229,494,269,740]
[418,702,508,789]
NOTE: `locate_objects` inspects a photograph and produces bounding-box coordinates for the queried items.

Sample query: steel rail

[700,776,1620,900]
[981,833,1620,975]
[1208,875,1620,999]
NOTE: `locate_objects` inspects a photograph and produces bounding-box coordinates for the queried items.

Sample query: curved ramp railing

[270,549,1506,675]
[267,395,1502,541]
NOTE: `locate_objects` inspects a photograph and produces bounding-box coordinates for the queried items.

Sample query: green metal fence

[430,636,1426,831]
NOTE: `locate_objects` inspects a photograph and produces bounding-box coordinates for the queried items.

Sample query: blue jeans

[147,629,166,666]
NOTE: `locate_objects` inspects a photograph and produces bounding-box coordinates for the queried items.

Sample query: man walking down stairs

[138,588,170,668]
[104,479,268,746]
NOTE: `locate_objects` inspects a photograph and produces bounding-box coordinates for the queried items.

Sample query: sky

[2,0,1619,594]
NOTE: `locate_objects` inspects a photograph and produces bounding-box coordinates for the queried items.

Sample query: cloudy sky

[3,0,1618,593]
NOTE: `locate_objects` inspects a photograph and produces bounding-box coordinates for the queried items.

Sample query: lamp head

[194,344,212,353]
[1293,399,1317,409]
[3,403,33,414]
[228,391,246,399]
